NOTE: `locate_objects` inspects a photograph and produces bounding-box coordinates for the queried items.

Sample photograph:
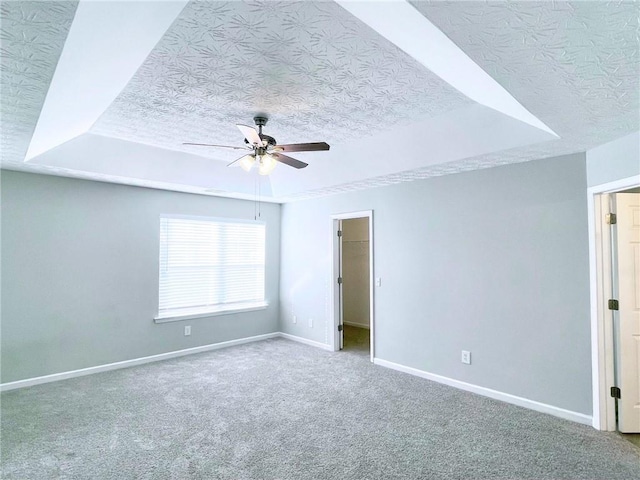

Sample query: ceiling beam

[25,0,188,161]
[336,0,558,138]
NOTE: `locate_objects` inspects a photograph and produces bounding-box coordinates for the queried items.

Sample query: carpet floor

[2,336,639,479]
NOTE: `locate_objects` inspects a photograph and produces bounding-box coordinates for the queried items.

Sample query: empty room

[1,1,639,478]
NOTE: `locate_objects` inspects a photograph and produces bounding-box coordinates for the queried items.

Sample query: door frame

[588,174,640,430]
[330,210,374,361]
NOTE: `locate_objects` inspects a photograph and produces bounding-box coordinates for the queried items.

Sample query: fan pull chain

[253,176,262,220]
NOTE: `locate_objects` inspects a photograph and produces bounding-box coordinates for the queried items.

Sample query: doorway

[331,211,374,361]
[589,177,640,436]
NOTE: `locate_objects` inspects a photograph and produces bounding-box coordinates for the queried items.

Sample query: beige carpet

[343,324,370,354]
[622,433,640,448]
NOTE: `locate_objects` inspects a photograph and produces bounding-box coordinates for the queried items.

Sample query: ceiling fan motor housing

[243,134,276,148]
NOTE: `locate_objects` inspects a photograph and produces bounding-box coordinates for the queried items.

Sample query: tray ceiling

[409,0,639,160]
[90,0,472,162]
[0,1,78,166]
[1,1,638,202]
[284,0,640,200]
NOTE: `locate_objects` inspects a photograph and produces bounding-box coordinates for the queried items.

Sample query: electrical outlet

[308,318,313,328]
[184,325,191,336]
[293,315,297,324]
[461,350,471,365]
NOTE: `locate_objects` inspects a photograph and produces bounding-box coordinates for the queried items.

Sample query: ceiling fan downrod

[254,116,268,135]
[252,116,276,150]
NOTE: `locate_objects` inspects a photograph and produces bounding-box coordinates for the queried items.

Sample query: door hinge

[337,230,343,237]
[337,277,343,285]
[608,299,619,310]
[611,386,621,399]
[338,324,343,332]
[606,213,617,225]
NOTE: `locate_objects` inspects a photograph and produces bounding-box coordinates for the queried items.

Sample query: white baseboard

[343,321,370,330]
[373,358,592,426]
[278,332,333,351]
[3,334,590,429]
[0,332,279,392]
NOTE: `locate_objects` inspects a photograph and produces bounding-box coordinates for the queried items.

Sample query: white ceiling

[1,1,638,202]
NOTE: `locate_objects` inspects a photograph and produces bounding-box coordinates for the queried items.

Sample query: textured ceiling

[413,0,639,145]
[281,0,640,200]
[90,0,472,162]
[0,1,78,167]
[1,1,638,201]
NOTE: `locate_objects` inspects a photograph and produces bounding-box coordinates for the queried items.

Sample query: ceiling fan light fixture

[258,153,277,176]
[239,154,255,172]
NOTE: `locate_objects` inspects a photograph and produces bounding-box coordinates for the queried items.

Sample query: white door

[338,220,344,350]
[615,192,640,433]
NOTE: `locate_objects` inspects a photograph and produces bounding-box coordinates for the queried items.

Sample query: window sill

[154,302,268,324]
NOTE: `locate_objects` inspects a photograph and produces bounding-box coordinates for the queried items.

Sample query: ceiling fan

[183,116,330,175]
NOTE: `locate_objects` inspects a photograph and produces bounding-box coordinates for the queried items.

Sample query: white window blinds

[158,215,266,319]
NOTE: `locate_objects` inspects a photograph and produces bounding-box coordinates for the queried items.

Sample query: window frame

[154,214,268,324]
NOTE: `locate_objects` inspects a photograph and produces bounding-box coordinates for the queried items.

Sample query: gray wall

[280,153,592,415]
[1,171,281,383]
[586,131,639,187]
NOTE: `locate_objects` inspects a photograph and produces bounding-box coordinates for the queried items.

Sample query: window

[156,215,266,321]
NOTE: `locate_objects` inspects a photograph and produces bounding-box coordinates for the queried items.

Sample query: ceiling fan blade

[227,154,254,168]
[237,124,262,146]
[273,142,330,153]
[182,142,248,150]
[272,153,308,169]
